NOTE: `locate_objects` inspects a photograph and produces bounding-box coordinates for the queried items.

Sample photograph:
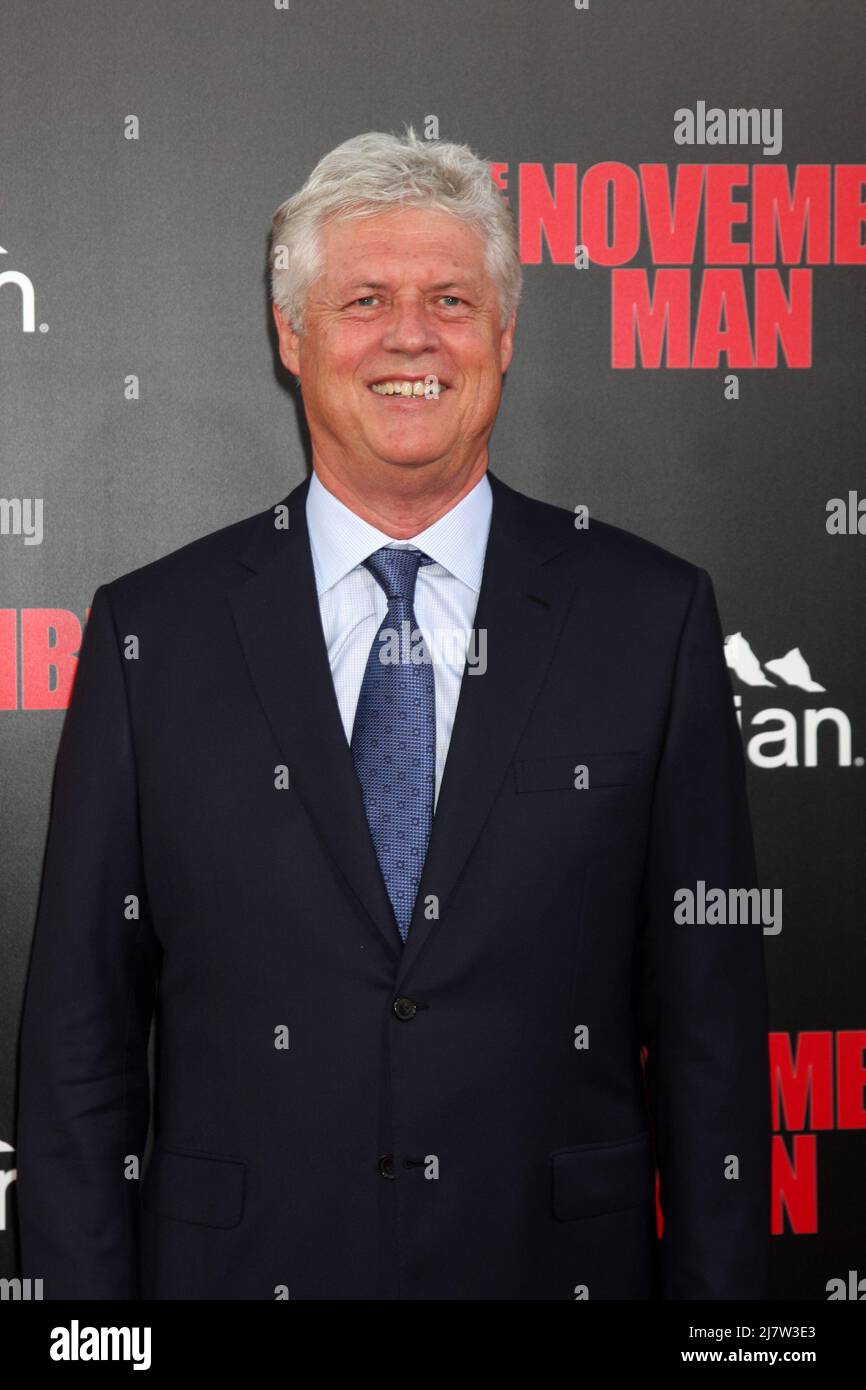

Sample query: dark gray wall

[2,0,864,1300]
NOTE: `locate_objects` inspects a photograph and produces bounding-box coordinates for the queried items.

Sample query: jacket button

[378,1154,395,1179]
[393,996,417,1021]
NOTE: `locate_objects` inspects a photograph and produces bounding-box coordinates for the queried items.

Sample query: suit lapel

[228,474,402,958]
[396,470,580,983]
[228,469,582,973]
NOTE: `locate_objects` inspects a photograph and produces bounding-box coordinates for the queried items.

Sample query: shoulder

[99,497,286,612]
[490,471,707,598]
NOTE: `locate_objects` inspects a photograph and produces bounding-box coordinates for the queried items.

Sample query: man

[16,129,770,1300]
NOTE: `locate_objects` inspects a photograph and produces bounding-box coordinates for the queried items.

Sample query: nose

[380,295,441,356]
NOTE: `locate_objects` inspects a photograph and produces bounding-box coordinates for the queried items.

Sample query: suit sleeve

[636,566,771,1299]
[15,583,158,1299]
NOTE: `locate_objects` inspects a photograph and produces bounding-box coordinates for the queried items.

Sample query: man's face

[272,206,515,483]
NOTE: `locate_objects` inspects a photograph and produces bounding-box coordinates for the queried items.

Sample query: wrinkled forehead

[316,206,491,295]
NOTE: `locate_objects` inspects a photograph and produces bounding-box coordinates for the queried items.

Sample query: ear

[272,302,301,377]
[499,310,516,374]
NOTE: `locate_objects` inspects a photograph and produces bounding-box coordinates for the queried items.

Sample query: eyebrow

[339,279,476,294]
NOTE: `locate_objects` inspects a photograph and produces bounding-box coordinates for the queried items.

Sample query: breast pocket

[513,750,644,794]
[550,1130,654,1222]
[142,1145,246,1229]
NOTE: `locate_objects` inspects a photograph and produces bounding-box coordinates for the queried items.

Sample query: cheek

[449,334,502,384]
[318,350,360,385]
[460,360,501,405]
[304,323,371,382]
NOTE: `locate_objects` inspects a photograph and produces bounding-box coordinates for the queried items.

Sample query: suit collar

[305,468,493,595]
[237,468,566,578]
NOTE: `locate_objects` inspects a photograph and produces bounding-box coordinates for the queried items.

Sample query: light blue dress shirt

[305,468,493,810]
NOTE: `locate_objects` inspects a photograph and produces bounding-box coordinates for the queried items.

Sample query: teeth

[370,379,447,397]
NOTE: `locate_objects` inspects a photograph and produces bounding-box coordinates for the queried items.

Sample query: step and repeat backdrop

[1,0,864,1301]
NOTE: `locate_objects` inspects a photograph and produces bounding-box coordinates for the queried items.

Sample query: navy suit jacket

[16,469,770,1299]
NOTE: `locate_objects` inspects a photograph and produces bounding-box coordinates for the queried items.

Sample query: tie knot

[363,546,434,603]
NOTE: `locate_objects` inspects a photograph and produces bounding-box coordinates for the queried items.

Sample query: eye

[352,296,379,307]
[439,296,464,307]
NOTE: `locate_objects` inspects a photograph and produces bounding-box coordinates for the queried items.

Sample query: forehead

[319,206,489,288]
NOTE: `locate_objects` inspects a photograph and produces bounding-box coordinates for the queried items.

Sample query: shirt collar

[306,468,492,597]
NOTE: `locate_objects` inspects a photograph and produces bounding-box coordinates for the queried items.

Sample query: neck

[311,454,489,537]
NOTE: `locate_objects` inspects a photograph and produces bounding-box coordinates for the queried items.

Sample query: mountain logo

[725,633,826,691]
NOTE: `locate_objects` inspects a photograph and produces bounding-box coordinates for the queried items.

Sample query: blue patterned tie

[351,546,436,943]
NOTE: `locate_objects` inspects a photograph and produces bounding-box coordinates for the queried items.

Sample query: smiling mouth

[369,379,450,399]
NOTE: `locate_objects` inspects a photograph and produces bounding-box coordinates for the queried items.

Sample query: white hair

[269,127,522,333]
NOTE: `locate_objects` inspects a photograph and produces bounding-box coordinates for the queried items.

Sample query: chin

[376,453,446,469]
[370,436,453,467]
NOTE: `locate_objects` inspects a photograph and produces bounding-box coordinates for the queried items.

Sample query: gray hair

[269,127,522,334]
